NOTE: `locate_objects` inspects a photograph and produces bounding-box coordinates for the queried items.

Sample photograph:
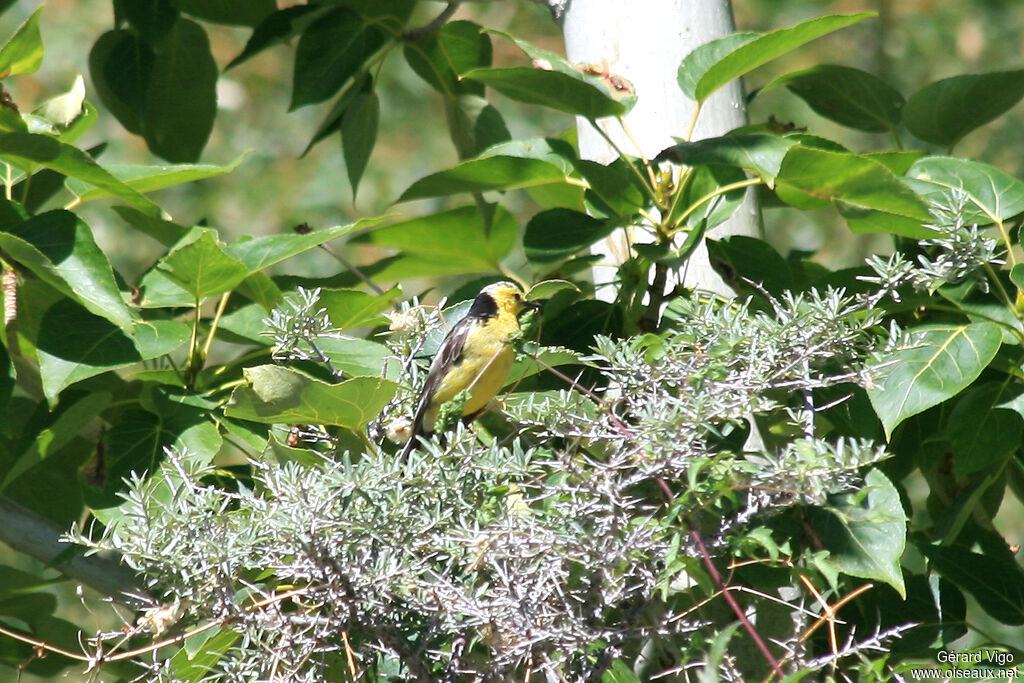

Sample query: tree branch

[0,496,151,606]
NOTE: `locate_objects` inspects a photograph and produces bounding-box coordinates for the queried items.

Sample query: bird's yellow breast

[423,312,520,430]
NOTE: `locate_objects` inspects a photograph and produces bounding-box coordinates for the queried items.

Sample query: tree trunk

[561,0,759,297]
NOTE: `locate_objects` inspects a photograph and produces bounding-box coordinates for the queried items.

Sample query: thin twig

[404,2,457,41]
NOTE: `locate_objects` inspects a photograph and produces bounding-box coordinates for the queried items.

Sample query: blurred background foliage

[2,0,1024,679]
[5,0,1024,285]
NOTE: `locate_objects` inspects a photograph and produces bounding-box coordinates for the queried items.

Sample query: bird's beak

[524,299,542,311]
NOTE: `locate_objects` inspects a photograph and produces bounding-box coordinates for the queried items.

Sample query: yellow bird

[400,281,539,458]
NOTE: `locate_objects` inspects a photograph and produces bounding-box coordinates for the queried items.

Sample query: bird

[400,281,540,459]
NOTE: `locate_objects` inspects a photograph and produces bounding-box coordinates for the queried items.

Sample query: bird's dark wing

[411,315,474,436]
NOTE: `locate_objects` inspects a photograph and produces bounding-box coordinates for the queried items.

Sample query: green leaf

[905,156,1024,226]
[120,0,178,45]
[312,337,390,377]
[158,230,250,300]
[172,628,239,682]
[526,280,580,300]
[677,32,757,100]
[904,70,1024,148]
[227,5,319,70]
[302,73,371,156]
[775,145,932,238]
[89,29,153,135]
[399,155,569,202]
[443,94,511,160]
[224,220,375,273]
[811,468,907,596]
[655,133,796,180]
[1,392,111,491]
[352,205,517,278]
[144,19,217,162]
[0,132,161,215]
[319,287,401,330]
[30,300,190,404]
[689,13,875,104]
[524,208,613,265]
[463,67,631,119]
[404,20,490,98]
[66,153,248,203]
[0,210,137,331]
[225,366,398,429]
[475,30,635,117]
[175,0,276,26]
[765,64,904,132]
[868,322,1003,438]
[706,235,793,296]
[290,7,384,109]
[920,535,1024,625]
[673,164,748,231]
[112,206,189,247]
[0,6,43,77]
[342,91,379,198]
[947,382,1024,477]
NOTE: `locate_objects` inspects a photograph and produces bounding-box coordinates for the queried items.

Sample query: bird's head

[472,281,541,319]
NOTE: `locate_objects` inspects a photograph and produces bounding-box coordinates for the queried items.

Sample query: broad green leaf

[690,13,874,104]
[481,137,577,174]
[0,132,160,215]
[477,30,635,117]
[66,153,248,203]
[352,205,517,277]
[89,30,153,135]
[224,220,377,273]
[319,287,401,330]
[302,73,371,156]
[1,392,111,490]
[776,146,932,238]
[113,206,189,247]
[90,402,222,505]
[404,20,490,98]
[399,155,569,202]
[573,156,646,218]
[904,70,1024,148]
[290,7,384,109]
[144,19,217,162]
[920,536,1024,625]
[225,365,398,429]
[524,208,613,265]
[863,150,925,176]
[905,156,1024,227]
[677,32,757,100]
[948,383,1024,477]
[706,235,792,296]
[444,94,511,160]
[672,164,748,231]
[0,6,43,77]
[120,0,179,45]
[0,210,137,331]
[31,300,190,404]
[158,231,250,300]
[312,337,390,377]
[765,64,903,132]
[463,67,631,119]
[811,468,907,596]
[175,0,276,26]
[868,322,1002,438]
[541,299,624,353]
[342,91,379,198]
[506,346,582,385]
[939,279,1023,344]
[172,628,240,682]
[227,5,319,70]
[655,133,796,180]
[526,280,580,300]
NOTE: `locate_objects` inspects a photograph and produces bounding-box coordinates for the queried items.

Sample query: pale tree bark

[560,0,760,297]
